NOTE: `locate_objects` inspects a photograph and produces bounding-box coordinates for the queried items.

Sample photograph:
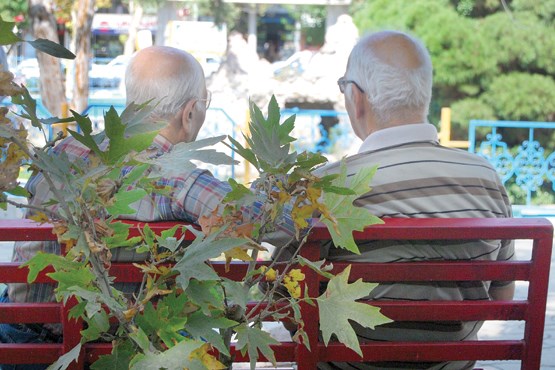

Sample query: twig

[3,197,58,218]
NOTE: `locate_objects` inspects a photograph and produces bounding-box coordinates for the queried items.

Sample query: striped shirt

[9,134,295,303]
[315,123,513,370]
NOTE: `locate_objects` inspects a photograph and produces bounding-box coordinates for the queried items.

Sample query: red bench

[0,217,553,369]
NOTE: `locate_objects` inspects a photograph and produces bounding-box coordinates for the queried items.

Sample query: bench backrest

[0,217,553,370]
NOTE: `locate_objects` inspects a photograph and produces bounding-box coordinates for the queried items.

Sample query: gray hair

[124,52,205,121]
[347,31,433,124]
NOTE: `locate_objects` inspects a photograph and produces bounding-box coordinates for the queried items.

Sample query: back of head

[125,46,205,121]
[347,30,433,124]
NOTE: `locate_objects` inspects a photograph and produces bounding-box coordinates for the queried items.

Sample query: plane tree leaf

[318,265,392,357]
[149,136,237,178]
[173,231,249,290]
[90,340,135,370]
[184,311,237,356]
[234,324,280,369]
[131,339,207,370]
[46,343,82,370]
[320,162,383,253]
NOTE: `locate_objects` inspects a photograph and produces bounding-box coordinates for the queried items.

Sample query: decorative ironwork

[469,120,555,205]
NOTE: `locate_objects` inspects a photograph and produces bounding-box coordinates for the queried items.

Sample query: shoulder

[52,136,91,159]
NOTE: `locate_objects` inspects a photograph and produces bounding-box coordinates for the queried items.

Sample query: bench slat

[334,261,532,281]
[0,344,63,363]
[0,303,61,323]
[321,340,524,362]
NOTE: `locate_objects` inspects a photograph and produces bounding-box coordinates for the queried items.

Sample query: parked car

[89,55,130,89]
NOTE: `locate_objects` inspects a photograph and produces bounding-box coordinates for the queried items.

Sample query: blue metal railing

[469,120,555,206]
[7,97,555,209]
[280,108,357,156]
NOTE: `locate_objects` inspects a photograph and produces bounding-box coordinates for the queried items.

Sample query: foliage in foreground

[1,22,390,368]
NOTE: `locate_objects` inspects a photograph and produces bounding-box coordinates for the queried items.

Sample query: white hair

[124,52,205,121]
[347,31,433,124]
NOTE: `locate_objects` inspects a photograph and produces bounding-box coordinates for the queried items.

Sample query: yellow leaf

[123,307,138,321]
[262,267,277,281]
[291,203,316,229]
[189,344,226,369]
[287,269,305,282]
[29,212,49,224]
[224,246,254,262]
[223,246,253,272]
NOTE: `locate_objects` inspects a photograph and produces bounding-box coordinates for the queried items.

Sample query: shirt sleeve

[173,170,232,221]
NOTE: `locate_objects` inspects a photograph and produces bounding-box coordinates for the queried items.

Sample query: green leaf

[132,339,205,370]
[22,253,81,283]
[120,102,164,136]
[90,340,135,370]
[26,38,75,59]
[81,310,110,342]
[120,163,149,187]
[135,301,188,348]
[67,286,122,314]
[129,327,151,353]
[221,279,250,309]
[318,265,392,357]
[103,221,143,248]
[141,224,156,248]
[156,229,186,253]
[234,324,280,369]
[67,112,103,158]
[242,97,298,174]
[184,311,237,356]
[185,280,225,314]
[149,136,237,178]
[5,185,29,197]
[294,151,329,171]
[297,256,334,279]
[46,343,81,370]
[105,188,148,217]
[48,268,96,298]
[11,88,44,129]
[226,135,259,169]
[68,300,87,321]
[320,162,383,253]
[0,16,21,45]
[104,107,158,164]
[174,231,249,291]
[222,178,256,203]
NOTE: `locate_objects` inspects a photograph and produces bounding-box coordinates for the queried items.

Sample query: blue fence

[280,108,359,160]
[5,96,554,210]
[469,120,555,207]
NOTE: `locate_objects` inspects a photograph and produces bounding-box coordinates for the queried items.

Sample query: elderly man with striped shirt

[315,31,514,370]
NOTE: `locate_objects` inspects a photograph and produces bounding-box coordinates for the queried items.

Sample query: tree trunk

[156,2,177,46]
[70,0,95,114]
[28,0,65,117]
[124,1,144,55]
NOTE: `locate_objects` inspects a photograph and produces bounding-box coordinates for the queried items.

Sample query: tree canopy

[351,0,555,134]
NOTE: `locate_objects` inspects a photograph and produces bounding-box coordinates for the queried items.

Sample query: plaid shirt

[9,134,295,303]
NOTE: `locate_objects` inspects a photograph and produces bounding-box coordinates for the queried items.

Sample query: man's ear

[352,86,368,120]
[180,99,197,128]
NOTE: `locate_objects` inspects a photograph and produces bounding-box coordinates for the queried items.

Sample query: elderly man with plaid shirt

[0,46,293,370]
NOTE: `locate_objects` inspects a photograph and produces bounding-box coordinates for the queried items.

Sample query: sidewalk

[475,227,555,369]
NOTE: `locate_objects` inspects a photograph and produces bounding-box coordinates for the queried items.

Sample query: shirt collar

[148,134,174,157]
[358,123,439,153]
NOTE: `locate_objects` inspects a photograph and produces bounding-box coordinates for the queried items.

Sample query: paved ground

[1,216,554,369]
